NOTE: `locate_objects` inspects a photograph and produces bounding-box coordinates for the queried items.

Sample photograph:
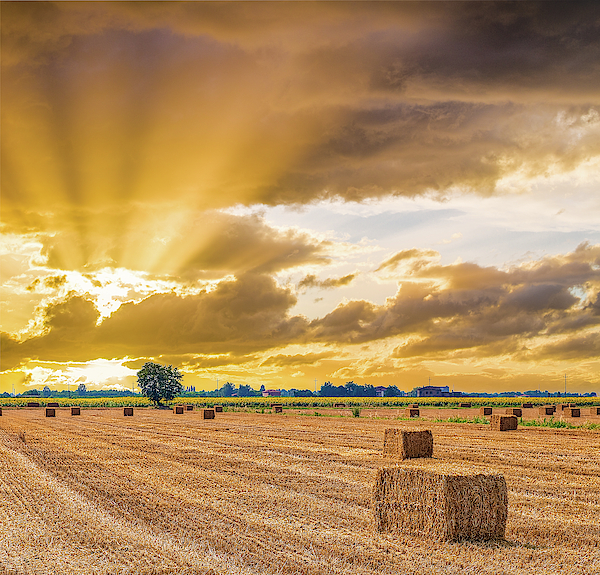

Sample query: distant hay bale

[47,402,59,407]
[459,402,472,408]
[334,403,346,408]
[408,403,419,408]
[539,406,554,416]
[123,407,133,417]
[214,405,223,413]
[479,407,492,416]
[274,405,283,413]
[374,465,507,541]
[505,408,522,417]
[70,407,80,416]
[568,403,577,408]
[490,414,518,431]
[174,405,184,414]
[564,408,580,417]
[186,405,194,411]
[26,402,40,408]
[45,408,56,418]
[203,409,215,419]
[405,408,420,418]
[383,429,433,460]
[522,403,533,409]
[270,403,282,408]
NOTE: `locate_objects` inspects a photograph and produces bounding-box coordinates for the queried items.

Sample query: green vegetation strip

[2,396,599,411]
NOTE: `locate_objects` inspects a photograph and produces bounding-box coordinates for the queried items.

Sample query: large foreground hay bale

[26,402,40,408]
[505,408,522,417]
[539,406,554,416]
[70,407,80,416]
[490,414,518,431]
[274,405,283,413]
[479,407,492,416]
[374,465,507,541]
[174,405,184,414]
[459,402,472,408]
[405,408,420,418]
[564,408,580,417]
[123,407,133,416]
[203,409,215,419]
[214,405,223,413]
[45,408,55,418]
[383,429,433,460]
[522,403,533,409]
[0,408,2,416]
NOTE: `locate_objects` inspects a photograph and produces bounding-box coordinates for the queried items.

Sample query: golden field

[1,407,599,575]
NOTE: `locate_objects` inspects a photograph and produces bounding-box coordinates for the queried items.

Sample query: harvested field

[1,409,599,574]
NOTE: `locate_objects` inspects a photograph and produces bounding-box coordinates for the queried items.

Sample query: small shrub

[352,407,361,418]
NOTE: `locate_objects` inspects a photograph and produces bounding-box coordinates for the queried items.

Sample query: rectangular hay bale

[334,403,346,408]
[539,406,554,416]
[174,405,184,414]
[214,405,223,413]
[47,402,59,407]
[479,407,492,416]
[0,407,2,416]
[459,402,472,408]
[405,408,420,418]
[26,402,40,408]
[274,405,283,413]
[505,408,522,417]
[490,414,518,431]
[564,407,580,417]
[408,403,419,408]
[203,409,215,419]
[186,405,194,411]
[522,403,533,409]
[123,407,133,416]
[374,466,507,541]
[70,407,80,416]
[383,429,433,460]
[591,407,600,416]
[45,408,55,418]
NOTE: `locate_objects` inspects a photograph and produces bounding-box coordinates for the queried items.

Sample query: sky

[1,1,599,395]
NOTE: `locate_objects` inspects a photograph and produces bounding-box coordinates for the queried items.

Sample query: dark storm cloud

[2,1,599,239]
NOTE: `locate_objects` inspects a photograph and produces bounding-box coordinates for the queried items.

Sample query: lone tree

[136,362,183,406]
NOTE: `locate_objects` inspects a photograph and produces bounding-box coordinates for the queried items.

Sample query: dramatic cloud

[2,3,599,393]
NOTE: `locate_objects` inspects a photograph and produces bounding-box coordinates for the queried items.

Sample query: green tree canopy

[136,362,183,405]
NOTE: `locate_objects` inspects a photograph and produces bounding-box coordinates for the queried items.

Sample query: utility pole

[314,378,317,394]
[564,373,567,396]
